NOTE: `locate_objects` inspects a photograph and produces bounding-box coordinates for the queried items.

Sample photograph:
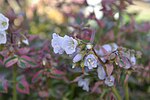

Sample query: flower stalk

[124,82,129,100]
[13,66,17,100]
[92,48,107,72]
[111,86,121,100]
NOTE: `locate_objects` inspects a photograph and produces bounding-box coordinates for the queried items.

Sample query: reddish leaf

[17,48,30,55]
[0,77,8,93]
[17,58,29,69]
[51,68,65,75]
[32,70,43,83]
[70,75,84,83]
[38,90,49,98]
[17,56,36,69]
[124,74,130,84]
[91,81,103,93]
[4,56,18,68]
[16,76,30,94]
[0,50,8,57]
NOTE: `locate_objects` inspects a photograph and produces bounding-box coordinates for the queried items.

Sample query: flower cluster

[0,13,9,44]
[51,33,78,54]
[51,33,139,92]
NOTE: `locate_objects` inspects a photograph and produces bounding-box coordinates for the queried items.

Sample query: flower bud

[73,53,83,63]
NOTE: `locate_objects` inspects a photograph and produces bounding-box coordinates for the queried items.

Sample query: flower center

[68,41,74,50]
[107,77,113,82]
[87,58,95,66]
[0,34,4,38]
[2,21,7,27]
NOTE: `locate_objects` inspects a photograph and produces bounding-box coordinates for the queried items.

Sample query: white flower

[62,35,78,54]
[78,78,90,92]
[22,39,29,45]
[84,54,98,69]
[73,53,83,63]
[94,5,103,20]
[104,75,115,87]
[51,33,64,54]
[0,13,9,31]
[85,0,103,19]
[0,31,7,44]
[97,65,106,80]
[130,56,136,66]
[86,0,102,6]
[114,12,119,20]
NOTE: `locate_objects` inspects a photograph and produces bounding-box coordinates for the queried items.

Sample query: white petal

[22,39,29,45]
[104,75,115,87]
[111,43,118,51]
[73,53,83,63]
[78,78,90,92]
[78,79,84,87]
[130,56,136,66]
[84,54,98,69]
[102,44,112,52]
[0,31,7,44]
[97,65,106,80]
[94,5,103,20]
[51,33,64,54]
[0,13,9,31]
[86,0,102,6]
[62,35,78,54]
[86,43,93,49]
[114,12,119,20]
[99,44,111,56]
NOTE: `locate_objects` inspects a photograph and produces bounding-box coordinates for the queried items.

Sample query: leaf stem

[13,66,17,100]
